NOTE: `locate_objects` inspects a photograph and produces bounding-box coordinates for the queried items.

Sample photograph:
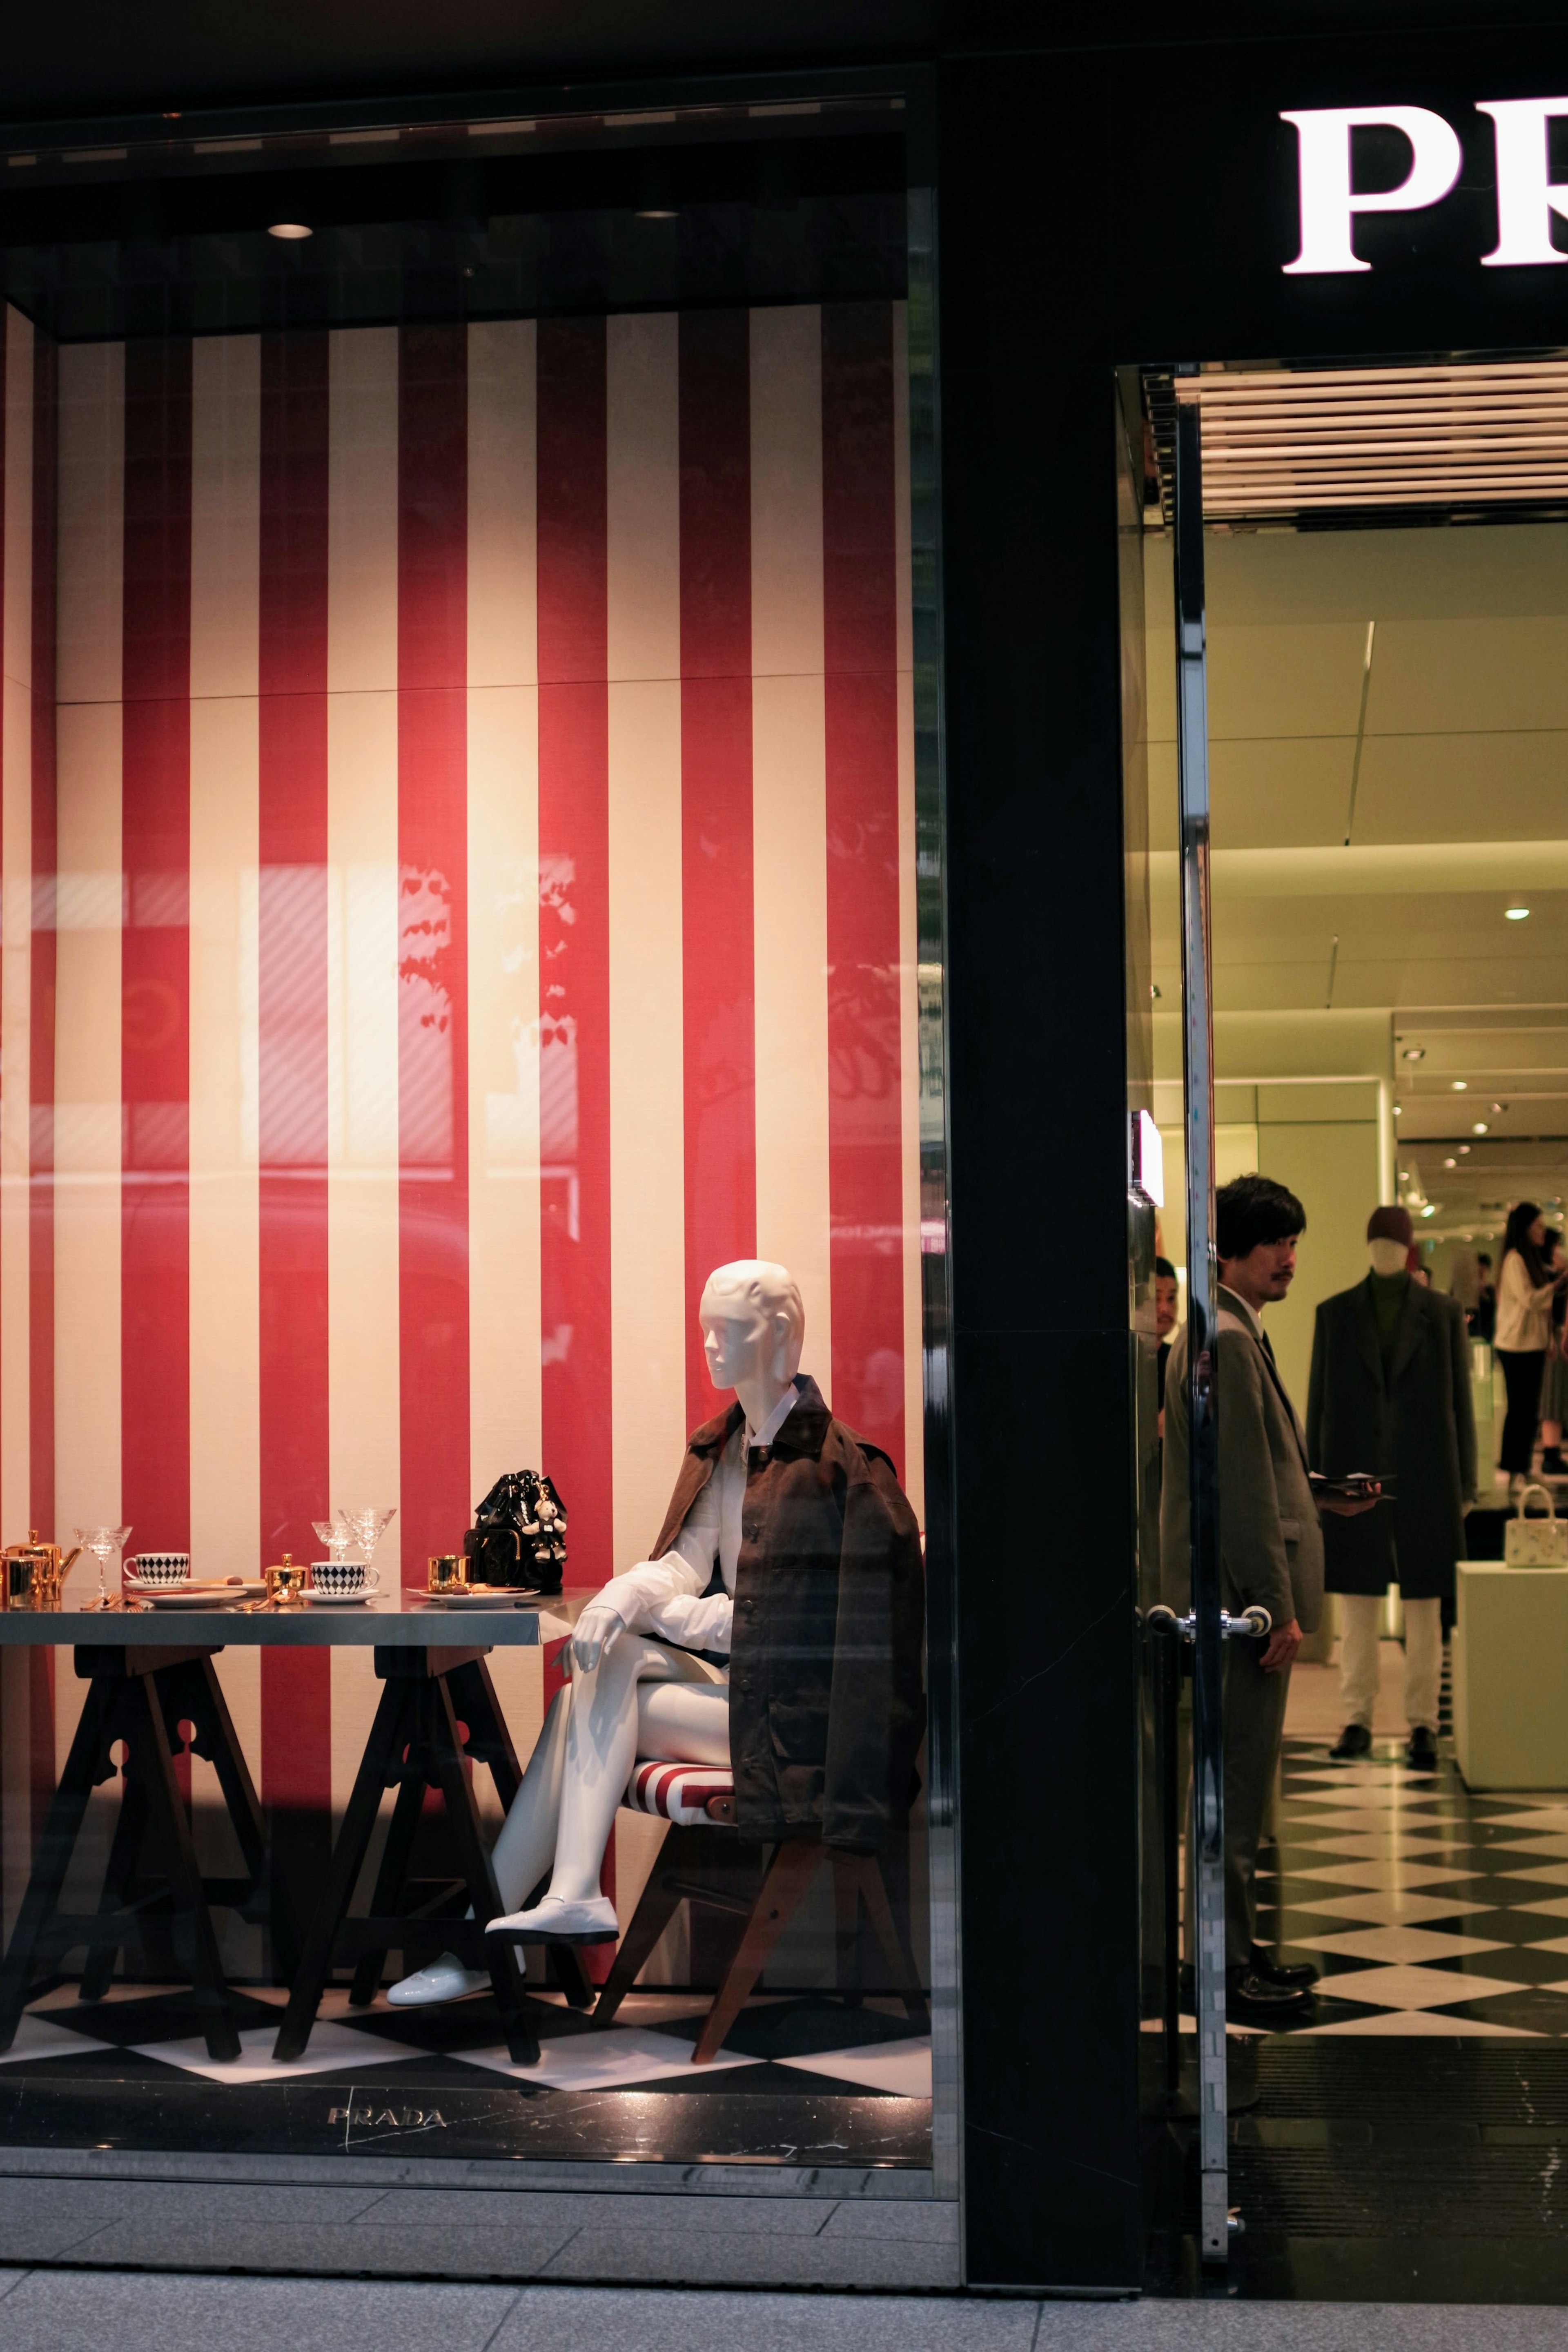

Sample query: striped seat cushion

[624,1760,735,1826]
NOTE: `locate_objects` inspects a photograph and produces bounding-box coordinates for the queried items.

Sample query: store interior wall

[0,296,929,1993]
[1145,516,1568,1457]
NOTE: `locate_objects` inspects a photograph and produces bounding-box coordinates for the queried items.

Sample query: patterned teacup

[310,1560,380,1600]
[132,1553,191,1589]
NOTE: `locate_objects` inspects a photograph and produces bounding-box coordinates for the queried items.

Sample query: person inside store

[1494,1202,1568,1498]
[386,1258,926,2008]
[1538,1229,1568,1480]
[1307,1205,1476,1772]
[1469,1254,1497,1345]
[1155,1255,1180,1438]
[1163,1175,1379,2021]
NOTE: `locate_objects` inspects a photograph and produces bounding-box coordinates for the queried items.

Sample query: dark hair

[1216,1173,1306,1263]
[1154,1256,1177,1281]
[1503,1201,1548,1287]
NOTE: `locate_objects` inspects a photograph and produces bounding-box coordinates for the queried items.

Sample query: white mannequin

[389,1259,806,2007]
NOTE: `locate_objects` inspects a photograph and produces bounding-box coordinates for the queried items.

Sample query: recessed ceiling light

[1402,1046,1425,1061]
[1444,1157,1457,1168]
[1421,1204,1437,1217]
[1458,1144,1471,1155]
[1451,1080,1468,1091]
[1492,1102,1507,1115]
[1506,906,1531,920]
[635,208,678,220]
[268,222,312,240]
[1473,1121,1489,1134]
[1392,1102,1403,1115]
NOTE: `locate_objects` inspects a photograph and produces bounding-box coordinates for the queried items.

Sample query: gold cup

[265,1553,307,1605]
[428,1553,468,1594]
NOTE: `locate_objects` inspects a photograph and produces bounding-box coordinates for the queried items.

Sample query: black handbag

[463,1471,568,1595]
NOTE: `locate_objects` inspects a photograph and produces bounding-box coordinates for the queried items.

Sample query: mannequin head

[1367,1204,1414,1277]
[699,1260,805,1420]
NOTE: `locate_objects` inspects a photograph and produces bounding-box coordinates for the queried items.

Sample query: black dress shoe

[1250,1944,1319,1988]
[1225,1965,1311,2020]
[1329,1723,1372,1760]
[1405,1725,1439,1770]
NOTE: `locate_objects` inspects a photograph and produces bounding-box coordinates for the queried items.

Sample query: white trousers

[1339,1592,1443,1733]
[488,1636,730,1912]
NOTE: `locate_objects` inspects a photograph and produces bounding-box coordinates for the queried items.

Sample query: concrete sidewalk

[2,2270,1568,2352]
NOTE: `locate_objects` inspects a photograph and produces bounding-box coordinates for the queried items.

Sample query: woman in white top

[1495,1201,1568,1482]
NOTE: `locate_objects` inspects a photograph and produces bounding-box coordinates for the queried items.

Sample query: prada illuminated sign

[1282,98,1568,270]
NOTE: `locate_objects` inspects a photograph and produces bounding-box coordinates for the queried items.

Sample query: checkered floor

[0,1979,932,2097]
[1247,1723,1568,2039]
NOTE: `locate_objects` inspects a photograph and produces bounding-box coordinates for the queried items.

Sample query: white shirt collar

[746,1381,801,1450]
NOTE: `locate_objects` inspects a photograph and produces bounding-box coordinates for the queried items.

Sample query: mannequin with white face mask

[1307,1206,1477,1771]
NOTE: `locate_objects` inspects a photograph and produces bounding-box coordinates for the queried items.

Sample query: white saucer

[304,1588,372,1605]
[423,1587,537,1609]
[140,1583,266,1609]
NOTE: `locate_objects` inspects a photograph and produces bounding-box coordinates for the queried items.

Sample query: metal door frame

[1172,379,1230,2265]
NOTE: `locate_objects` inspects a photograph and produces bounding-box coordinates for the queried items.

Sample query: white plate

[142,1584,266,1610]
[424,1587,537,1609]
[304,1589,372,1605]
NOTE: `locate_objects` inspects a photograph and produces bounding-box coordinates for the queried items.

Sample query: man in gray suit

[1163,1173,1334,2021]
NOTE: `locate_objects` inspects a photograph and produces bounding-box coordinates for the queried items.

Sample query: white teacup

[132,1553,191,1589]
[310,1560,380,1600]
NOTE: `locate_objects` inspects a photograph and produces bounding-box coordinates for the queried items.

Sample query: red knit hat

[1367,1205,1414,1247]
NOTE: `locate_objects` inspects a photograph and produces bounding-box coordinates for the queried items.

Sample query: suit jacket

[650,1374,926,1851]
[1306,1275,1475,1601]
[1161,1288,1325,1635]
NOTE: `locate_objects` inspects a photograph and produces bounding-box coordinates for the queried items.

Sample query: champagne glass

[311,1512,356,1567]
[75,1525,131,1610]
[348,1505,396,1572]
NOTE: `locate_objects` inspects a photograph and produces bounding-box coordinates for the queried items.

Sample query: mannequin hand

[570,1601,626,1675]
[1259,1617,1302,1674]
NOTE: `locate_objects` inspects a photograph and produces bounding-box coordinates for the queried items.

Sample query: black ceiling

[9,1,1568,128]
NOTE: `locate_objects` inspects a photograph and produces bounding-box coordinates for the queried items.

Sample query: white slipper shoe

[486,1893,619,1945]
[385,1952,492,2007]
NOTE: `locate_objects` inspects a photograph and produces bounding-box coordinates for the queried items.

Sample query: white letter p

[1281,106,1464,273]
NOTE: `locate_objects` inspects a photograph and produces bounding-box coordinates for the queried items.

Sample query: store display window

[0,109,949,2194]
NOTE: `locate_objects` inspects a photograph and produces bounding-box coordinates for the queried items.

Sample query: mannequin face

[700,1295,791,1393]
[1368,1237,1410,1276]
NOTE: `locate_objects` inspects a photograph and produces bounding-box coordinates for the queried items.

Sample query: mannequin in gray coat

[1307,1204,1476,1768]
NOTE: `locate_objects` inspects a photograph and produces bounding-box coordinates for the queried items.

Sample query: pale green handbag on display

[1504,1484,1568,1566]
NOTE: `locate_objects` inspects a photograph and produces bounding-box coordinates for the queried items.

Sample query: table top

[0,1589,591,1647]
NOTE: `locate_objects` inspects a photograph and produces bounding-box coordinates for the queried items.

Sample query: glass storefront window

[0,106,951,2205]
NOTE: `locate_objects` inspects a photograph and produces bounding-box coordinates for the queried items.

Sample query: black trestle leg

[79,1771,151,2004]
[0,1679,116,2051]
[272,1676,416,2063]
[129,1673,243,2063]
[428,1676,538,2066]
[347,1766,427,2006]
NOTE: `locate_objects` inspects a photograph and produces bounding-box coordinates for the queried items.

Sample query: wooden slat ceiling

[1174,362,1568,520]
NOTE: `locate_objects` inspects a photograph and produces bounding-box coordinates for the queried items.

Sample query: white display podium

[1453,1560,1568,1790]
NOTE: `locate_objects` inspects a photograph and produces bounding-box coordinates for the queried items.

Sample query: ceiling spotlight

[635,208,679,220]
[268,222,313,240]
[1458,1144,1471,1155]
[1421,1204,1437,1218]
[1473,1121,1489,1134]
[1401,1046,1425,1061]
[1444,1157,1457,1168]
[1451,1080,1468,1091]
[1492,1102,1507,1115]
[1506,906,1531,921]
[1392,1102,1403,1115]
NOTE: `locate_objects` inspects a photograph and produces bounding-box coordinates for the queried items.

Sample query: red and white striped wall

[0,298,920,1902]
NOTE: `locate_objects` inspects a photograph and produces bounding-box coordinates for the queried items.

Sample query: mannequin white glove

[569,1598,627,1675]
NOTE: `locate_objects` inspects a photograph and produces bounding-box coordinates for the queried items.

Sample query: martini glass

[311,1512,356,1567]
[348,1505,396,1572]
[75,1525,131,1610]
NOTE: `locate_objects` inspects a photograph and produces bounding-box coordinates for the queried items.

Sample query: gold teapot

[1,1530,80,1612]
